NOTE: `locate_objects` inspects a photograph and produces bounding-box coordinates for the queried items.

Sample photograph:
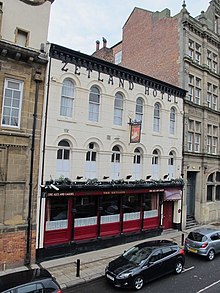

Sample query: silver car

[184,227,220,261]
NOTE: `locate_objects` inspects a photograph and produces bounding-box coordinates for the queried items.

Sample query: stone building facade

[0,0,53,269]
[93,1,220,228]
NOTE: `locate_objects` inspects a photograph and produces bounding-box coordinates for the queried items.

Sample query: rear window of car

[188,232,207,242]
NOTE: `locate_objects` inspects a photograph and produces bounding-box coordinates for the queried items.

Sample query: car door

[160,247,177,275]
[142,249,163,282]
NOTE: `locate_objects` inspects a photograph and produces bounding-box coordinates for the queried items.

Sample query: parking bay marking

[182,266,194,273]
[196,280,220,293]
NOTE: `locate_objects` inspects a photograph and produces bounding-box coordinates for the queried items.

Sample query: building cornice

[19,0,54,6]
[0,40,48,65]
[50,43,187,99]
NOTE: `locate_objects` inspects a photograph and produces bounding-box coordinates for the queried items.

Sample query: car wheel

[207,249,215,261]
[175,261,183,274]
[133,275,144,290]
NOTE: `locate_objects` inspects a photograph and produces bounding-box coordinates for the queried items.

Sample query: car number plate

[106,274,114,281]
[189,247,197,253]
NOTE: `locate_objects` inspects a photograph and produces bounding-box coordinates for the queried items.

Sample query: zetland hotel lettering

[50,43,186,103]
[73,65,179,104]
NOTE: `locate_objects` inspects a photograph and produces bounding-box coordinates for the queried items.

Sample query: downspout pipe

[37,57,51,250]
[25,71,42,266]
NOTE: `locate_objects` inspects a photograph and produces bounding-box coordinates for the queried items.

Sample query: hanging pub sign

[130,123,141,143]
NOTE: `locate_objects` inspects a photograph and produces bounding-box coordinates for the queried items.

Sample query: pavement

[1,222,220,290]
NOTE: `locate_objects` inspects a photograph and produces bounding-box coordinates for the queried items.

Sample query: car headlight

[117,272,131,279]
[105,265,109,273]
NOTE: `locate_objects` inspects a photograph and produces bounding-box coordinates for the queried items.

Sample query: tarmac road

[63,253,220,293]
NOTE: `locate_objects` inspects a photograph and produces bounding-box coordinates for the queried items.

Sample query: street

[63,254,220,293]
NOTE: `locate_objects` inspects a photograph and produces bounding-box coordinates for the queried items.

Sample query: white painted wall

[43,58,184,182]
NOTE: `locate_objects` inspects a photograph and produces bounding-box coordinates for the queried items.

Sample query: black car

[0,268,61,293]
[105,240,185,290]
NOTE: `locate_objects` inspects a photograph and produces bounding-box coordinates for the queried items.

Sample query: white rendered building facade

[37,44,186,260]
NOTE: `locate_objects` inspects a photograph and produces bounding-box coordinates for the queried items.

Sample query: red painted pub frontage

[36,178,183,261]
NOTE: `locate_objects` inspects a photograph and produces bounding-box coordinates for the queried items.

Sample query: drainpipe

[37,57,51,250]
[25,70,42,266]
[180,18,187,232]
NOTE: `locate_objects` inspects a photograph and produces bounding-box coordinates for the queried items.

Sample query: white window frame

[188,132,193,151]
[153,103,160,132]
[194,134,200,153]
[135,97,144,123]
[212,137,217,154]
[169,107,176,135]
[207,136,211,154]
[2,78,23,128]
[88,86,100,122]
[114,92,123,126]
[60,78,74,118]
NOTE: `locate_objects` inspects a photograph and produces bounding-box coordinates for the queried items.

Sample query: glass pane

[101,195,120,215]
[75,196,97,218]
[123,195,140,213]
[47,197,68,221]
[8,81,20,90]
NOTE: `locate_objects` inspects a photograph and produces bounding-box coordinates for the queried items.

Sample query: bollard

[76,259,80,277]
[181,233,185,246]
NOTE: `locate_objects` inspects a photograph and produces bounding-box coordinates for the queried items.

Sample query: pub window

[46,197,68,231]
[75,196,97,219]
[101,195,120,216]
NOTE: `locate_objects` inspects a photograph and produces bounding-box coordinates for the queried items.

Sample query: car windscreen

[123,246,154,265]
[188,232,207,242]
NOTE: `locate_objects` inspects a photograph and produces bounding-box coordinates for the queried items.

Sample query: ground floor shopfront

[36,180,183,262]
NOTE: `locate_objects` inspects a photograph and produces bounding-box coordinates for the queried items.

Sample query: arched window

[56,140,70,178]
[60,78,74,117]
[206,172,220,202]
[85,142,98,179]
[133,148,143,180]
[170,107,176,135]
[153,102,160,132]
[135,97,144,122]
[89,86,100,122]
[151,149,160,179]
[114,92,123,126]
[168,151,175,178]
[111,145,121,179]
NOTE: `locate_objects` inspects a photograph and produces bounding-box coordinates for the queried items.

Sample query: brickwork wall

[121,8,180,86]
[0,229,36,270]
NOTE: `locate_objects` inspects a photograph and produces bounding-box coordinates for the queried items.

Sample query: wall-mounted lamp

[146,175,152,180]
[103,176,109,180]
[126,175,132,180]
[76,176,83,180]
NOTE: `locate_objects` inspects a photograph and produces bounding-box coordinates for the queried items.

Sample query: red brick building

[93,1,220,228]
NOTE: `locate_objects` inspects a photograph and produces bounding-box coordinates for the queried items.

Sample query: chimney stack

[102,37,107,48]
[96,40,100,51]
